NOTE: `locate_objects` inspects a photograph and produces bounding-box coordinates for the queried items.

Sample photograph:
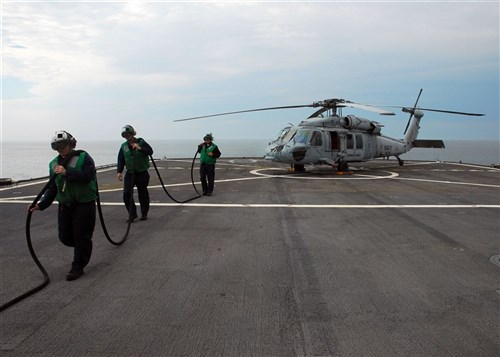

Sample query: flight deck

[1,158,499,357]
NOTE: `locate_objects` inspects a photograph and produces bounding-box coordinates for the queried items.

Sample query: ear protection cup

[66,132,77,148]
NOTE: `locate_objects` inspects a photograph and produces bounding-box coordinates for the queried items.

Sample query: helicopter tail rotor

[403,88,423,135]
[396,88,485,134]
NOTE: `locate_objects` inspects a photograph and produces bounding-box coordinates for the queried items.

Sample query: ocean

[1,139,499,181]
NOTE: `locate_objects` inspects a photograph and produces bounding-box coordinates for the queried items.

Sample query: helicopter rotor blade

[173,93,484,123]
[307,107,329,119]
[381,104,485,117]
[403,107,485,116]
[173,104,315,122]
[339,102,395,115]
[307,101,395,118]
[174,98,395,122]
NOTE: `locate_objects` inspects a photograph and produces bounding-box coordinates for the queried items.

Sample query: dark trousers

[123,170,150,217]
[200,163,215,194]
[58,201,96,270]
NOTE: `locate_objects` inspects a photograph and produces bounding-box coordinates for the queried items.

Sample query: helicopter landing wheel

[397,157,404,166]
[337,161,349,172]
[293,164,305,172]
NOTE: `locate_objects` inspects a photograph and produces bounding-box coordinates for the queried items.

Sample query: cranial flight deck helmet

[203,133,213,141]
[121,125,136,138]
[51,130,77,150]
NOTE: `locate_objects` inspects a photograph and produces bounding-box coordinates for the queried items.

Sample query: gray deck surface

[1,158,499,357]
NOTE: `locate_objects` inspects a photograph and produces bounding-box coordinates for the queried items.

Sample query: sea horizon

[1,139,499,181]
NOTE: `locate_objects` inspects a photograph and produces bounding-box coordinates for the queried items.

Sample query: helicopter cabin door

[327,131,342,162]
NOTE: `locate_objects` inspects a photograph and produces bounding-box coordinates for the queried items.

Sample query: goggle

[51,141,68,151]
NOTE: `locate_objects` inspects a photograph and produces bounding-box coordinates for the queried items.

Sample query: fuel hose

[149,151,202,203]
[0,150,201,311]
[0,179,53,312]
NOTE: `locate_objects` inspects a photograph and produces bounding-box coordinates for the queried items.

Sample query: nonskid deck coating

[1,158,499,357]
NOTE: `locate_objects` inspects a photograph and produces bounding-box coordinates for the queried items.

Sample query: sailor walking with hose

[28,131,97,281]
[197,133,221,196]
[116,125,153,222]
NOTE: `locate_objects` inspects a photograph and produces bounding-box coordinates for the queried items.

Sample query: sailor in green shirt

[29,131,97,281]
[117,125,154,221]
[197,133,221,196]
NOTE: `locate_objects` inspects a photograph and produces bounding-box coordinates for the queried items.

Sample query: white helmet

[51,130,76,150]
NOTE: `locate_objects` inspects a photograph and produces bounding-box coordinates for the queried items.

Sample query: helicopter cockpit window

[276,127,291,141]
[310,131,322,146]
[294,129,310,144]
[282,127,297,143]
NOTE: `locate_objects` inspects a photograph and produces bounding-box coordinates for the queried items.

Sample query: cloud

[1,1,498,142]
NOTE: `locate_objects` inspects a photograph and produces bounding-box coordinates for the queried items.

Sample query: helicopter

[174,89,484,172]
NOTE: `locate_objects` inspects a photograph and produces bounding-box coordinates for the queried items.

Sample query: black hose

[96,177,133,246]
[189,151,202,197]
[0,151,200,311]
[0,179,52,312]
[0,158,131,311]
[97,146,140,246]
[99,152,201,244]
[149,151,201,203]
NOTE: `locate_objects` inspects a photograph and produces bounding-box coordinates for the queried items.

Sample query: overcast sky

[2,1,498,143]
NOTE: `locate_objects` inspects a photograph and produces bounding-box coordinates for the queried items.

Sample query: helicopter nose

[265,143,305,163]
[265,143,281,159]
[265,143,292,162]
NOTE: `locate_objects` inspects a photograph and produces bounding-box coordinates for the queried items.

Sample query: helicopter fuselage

[264,115,411,169]
[173,90,472,172]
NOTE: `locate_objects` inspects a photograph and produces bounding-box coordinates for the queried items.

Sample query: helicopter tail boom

[403,109,424,147]
[403,109,445,151]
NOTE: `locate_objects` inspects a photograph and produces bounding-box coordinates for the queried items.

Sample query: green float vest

[49,151,97,206]
[200,144,218,165]
[121,138,150,173]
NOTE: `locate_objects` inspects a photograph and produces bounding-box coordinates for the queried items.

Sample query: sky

[1,0,499,143]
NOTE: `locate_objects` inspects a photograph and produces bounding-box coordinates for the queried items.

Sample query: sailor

[197,133,221,196]
[116,125,154,222]
[29,130,97,281]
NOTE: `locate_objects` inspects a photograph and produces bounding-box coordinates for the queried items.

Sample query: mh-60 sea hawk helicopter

[175,89,484,172]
